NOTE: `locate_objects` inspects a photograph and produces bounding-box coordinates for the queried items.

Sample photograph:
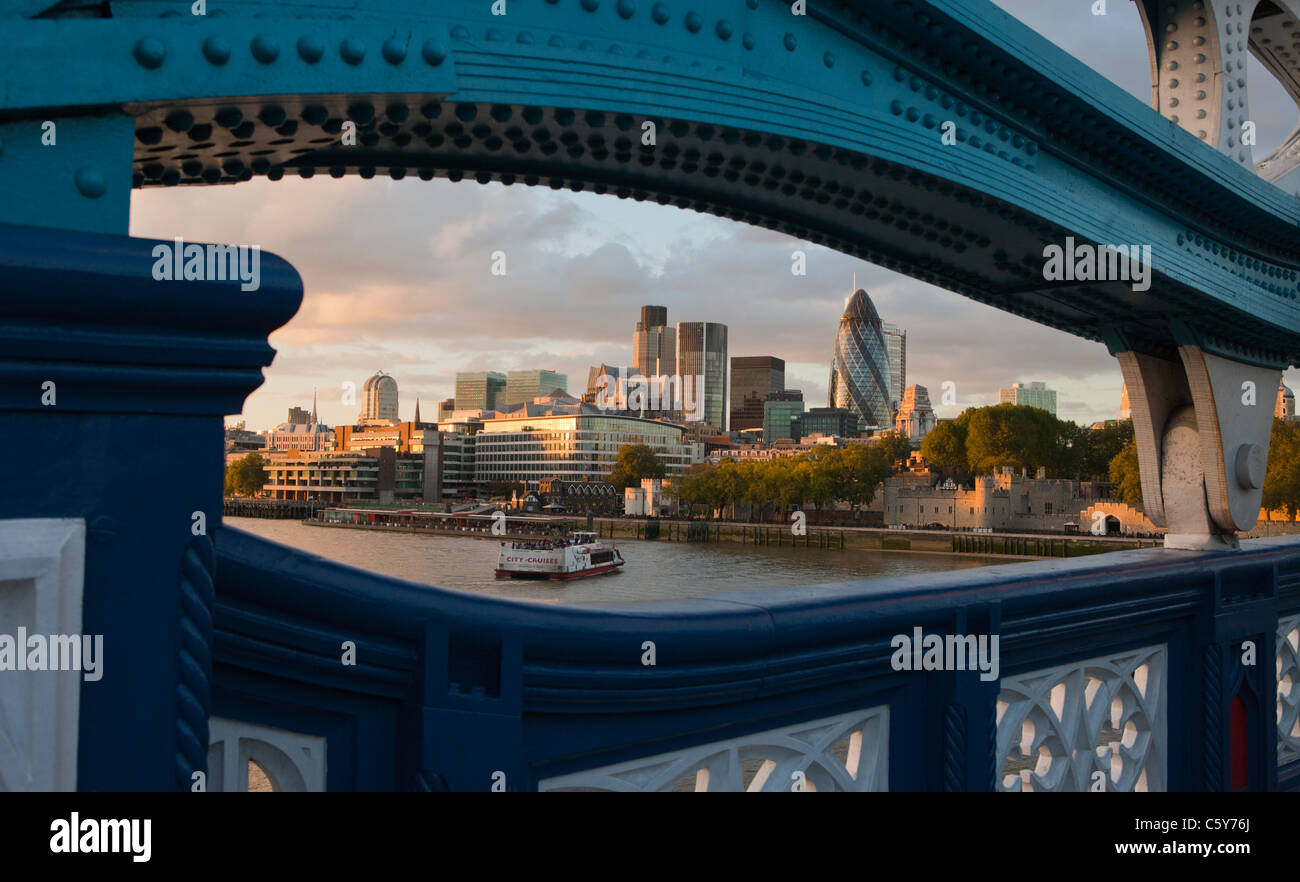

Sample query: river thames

[227,517,1011,604]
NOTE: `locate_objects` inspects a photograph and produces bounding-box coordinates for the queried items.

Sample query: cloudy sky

[130,1,1300,431]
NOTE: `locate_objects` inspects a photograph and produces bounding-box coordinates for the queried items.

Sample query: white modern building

[624,478,678,517]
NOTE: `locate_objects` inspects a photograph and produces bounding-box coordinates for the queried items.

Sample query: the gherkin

[828,289,893,428]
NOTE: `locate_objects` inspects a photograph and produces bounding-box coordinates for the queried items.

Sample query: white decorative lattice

[207,718,326,792]
[1279,614,1300,767]
[540,706,888,792]
[997,644,1166,792]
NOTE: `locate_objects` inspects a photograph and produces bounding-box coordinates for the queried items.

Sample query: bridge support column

[0,223,300,789]
[1113,335,1282,551]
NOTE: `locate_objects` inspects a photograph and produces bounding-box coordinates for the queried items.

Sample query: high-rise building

[730,356,785,431]
[359,371,399,424]
[677,321,729,430]
[882,323,907,411]
[287,406,311,425]
[894,384,936,443]
[828,289,893,429]
[633,305,676,378]
[455,371,507,411]
[999,381,1057,416]
[502,369,567,407]
[438,398,456,421]
[763,390,805,444]
[1118,384,1131,421]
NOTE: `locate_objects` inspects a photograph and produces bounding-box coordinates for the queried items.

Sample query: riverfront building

[677,320,729,430]
[999,381,1058,416]
[359,371,400,425]
[263,446,440,505]
[730,356,785,431]
[474,412,700,490]
[828,289,893,429]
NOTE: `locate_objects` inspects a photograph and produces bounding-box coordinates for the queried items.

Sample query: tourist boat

[495,531,625,581]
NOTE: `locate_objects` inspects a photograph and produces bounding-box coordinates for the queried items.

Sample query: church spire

[414,396,421,424]
[311,387,318,424]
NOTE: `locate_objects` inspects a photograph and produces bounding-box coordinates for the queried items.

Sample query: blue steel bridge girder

[0,4,1296,544]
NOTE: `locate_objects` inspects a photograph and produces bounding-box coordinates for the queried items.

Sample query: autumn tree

[1263,419,1300,521]
[1107,440,1143,506]
[224,451,268,497]
[920,418,968,473]
[608,443,666,490]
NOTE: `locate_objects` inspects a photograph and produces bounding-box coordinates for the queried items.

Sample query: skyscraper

[763,390,805,443]
[677,321,729,430]
[633,305,676,378]
[999,381,1057,416]
[359,371,399,424]
[502,369,568,407]
[882,322,907,410]
[828,289,892,429]
[730,356,785,431]
[455,371,507,411]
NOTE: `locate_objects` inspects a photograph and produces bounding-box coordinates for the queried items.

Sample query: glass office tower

[828,290,892,429]
[677,321,729,430]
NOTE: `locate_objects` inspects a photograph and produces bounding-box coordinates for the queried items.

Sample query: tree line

[663,433,912,520]
[919,404,1132,481]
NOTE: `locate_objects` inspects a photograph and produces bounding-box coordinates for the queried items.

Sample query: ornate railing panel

[1279,613,1300,768]
[207,717,326,793]
[539,705,888,792]
[996,645,1166,792]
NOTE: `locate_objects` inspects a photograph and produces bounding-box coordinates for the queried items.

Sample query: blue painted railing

[212,525,1300,791]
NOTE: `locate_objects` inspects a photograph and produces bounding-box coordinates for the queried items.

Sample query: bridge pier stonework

[1112,334,1283,550]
